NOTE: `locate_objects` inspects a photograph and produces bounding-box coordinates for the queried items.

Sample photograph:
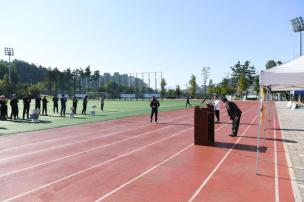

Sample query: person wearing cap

[221,97,242,137]
[23,93,31,119]
[150,96,160,123]
[10,94,19,120]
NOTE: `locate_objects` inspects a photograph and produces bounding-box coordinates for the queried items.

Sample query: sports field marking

[94,124,228,201]
[95,143,194,201]
[277,108,302,202]
[0,114,191,162]
[0,119,192,178]
[2,126,193,202]
[188,115,258,202]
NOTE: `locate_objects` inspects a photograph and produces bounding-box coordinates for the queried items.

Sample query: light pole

[291,17,304,56]
[4,47,14,84]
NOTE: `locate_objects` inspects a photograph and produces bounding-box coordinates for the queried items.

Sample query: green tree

[230,60,255,97]
[160,78,167,100]
[237,73,247,98]
[201,66,210,97]
[266,60,282,69]
[207,79,215,96]
[188,74,197,98]
[175,85,181,97]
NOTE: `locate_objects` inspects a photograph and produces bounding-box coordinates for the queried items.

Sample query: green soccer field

[0,99,201,135]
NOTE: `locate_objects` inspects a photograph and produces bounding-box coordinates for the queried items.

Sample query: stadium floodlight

[4,47,14,83]
[291,17,304,56]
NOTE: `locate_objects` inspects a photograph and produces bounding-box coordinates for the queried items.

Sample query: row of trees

[180,59,282,99]
[0,60,158,98]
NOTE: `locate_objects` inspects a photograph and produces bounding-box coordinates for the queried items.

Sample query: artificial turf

[0,99,201,135]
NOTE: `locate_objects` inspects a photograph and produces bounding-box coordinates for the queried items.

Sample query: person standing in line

[100,96,105,111]
[221,97,242,137]
[0,95,8,120]
[213,96,221,122]
[150,96,160,123]
[42,96,48,116]
[53,95,59,114]
[23,93,31,119]
[10,94,19,120]
[72,96,78,114]
[186,94,192,107]
[82,95,88,114]
[60,95,67,117]
[35,95,41,113]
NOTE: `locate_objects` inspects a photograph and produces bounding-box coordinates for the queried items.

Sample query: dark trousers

[61,106,66,117]
[42,105,47,116]
[232,115,241,136]
[54,104,58,113]
[10,108,18,119]
[150,109,158,122]
[186,101,191,107]
[215,110,220,121]
[82,104,87,114]
[23,106,30,119]
[73,104,77,114]
[101,103,104,110]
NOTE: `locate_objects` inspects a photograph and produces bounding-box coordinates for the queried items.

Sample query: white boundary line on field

[2,126,193,202]
[188,115,258,201]
[275,103,302,202]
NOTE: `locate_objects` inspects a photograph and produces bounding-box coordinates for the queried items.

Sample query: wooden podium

[194,104,215,146]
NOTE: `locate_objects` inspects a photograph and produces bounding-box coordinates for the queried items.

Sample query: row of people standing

[0,94,97,120]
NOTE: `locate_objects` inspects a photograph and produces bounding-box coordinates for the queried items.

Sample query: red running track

[0,102,294,202]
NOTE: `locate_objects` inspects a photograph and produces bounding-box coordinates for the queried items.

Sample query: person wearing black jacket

[0,95,8,120]
[10,94,19,120]
[35,95,41,114]
[72,96,78,114]
[23,94,31,119]
[60,95,67,117]
[53,95,59,114]
[221,97,242,137]
[150,96,160,123]
[42,96,48,116]
[82,96,88,114]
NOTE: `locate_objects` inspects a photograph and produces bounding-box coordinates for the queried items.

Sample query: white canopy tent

[256,56,304,174]
[260,56,304,90]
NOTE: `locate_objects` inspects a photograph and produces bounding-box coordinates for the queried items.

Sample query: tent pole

[256,92,262,175]
[262,88,270,147]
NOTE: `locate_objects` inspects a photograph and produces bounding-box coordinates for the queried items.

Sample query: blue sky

[0,0,303,88]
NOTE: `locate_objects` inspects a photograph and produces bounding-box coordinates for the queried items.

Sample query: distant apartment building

[99,72,147,88]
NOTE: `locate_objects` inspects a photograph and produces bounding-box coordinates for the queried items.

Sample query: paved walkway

[275,101,304,202]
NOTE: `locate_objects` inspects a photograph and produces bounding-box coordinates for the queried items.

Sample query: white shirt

[214,99,221,111]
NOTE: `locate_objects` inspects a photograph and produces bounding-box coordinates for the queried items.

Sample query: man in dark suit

[150,96,160,123]
[221,97,242,137]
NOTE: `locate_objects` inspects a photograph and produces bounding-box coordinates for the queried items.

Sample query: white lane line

[95,143,194,202]
[274,115,279,202]
[0,119,192,178]
[0,124,148,162]
[276,106,302,202]
[94,124,228,201]
[2,126,192,202]
[0,115,191,162]
[188,115,258,202]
